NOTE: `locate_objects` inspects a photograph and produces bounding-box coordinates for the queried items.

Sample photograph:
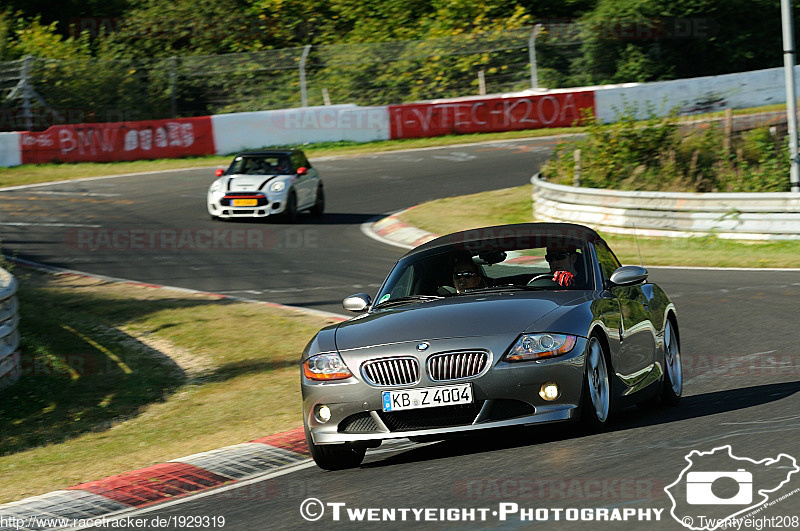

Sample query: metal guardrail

[531,174,800,240]
[0,266,20,390]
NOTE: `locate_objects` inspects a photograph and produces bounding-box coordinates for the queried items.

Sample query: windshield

[227,155,291,175]
[375,240,593,305]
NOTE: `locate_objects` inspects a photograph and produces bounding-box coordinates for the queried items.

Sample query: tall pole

[781,0,800,192]
[529,24,542,90]
[299,45,312,108]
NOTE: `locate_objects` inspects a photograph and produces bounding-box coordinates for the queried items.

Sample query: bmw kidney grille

[427,351,488,381]
[362,357,419,386]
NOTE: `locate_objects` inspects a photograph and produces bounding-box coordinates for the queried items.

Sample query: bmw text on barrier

[301,223,683,470]
[207,149,324,222]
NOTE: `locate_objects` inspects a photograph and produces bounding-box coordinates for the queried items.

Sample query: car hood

[334,292,587,351]
[225,174,285,192]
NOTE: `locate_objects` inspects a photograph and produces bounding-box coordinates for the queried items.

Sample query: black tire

[661,318,682,406]
[280,191,298,223]
[581,335,613,430]
[310,184,325,217]
[305,426,366,470]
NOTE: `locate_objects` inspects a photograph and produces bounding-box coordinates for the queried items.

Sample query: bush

[542,107,792,193]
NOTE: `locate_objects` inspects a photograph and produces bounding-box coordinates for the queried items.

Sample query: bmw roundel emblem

[417,342,430,351]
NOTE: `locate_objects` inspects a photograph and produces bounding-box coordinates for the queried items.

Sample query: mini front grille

[362,357,419,386]
[427,351,488,382]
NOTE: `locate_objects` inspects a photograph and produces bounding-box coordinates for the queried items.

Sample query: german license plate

[232,198,258,206]
[382,383,473,412]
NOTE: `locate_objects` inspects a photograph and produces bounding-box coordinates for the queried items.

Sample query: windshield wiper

[372,295,444,309]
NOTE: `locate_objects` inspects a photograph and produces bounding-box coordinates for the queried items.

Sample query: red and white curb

[0,429,310,531]
[361,208,439,250]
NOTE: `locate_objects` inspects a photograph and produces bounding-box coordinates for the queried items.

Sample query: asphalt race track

[1,137,799,530]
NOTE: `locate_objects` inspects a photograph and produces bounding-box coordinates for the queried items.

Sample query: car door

[595,242,657,387]
[291,152,317,208]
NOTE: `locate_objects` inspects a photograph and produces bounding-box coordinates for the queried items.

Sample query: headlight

[209,180,223,194]
[303,353,353,381]
[505,333,577,362]
[270,181,286,192]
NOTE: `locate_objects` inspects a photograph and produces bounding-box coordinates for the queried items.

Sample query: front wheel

[581,335,612,429]
[661,319,682,406]
[305,426,366,470]
[310,184,325,217]
[279,191,298,223]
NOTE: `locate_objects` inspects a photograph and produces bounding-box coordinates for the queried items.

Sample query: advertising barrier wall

[0,132,21,168]
[0,267,20,390]
[19,116,216,164]
[594,66,797,123]
[211,105,390,155]
[388,91,595,139]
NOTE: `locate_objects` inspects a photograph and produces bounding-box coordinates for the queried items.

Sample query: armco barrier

[211,105,390,155]
[388,91,595,139]
[0,267,20,390]
[531,174,800,240]
[19,116,216,164]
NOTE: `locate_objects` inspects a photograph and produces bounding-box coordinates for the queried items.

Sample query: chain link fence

[0,26,580,132]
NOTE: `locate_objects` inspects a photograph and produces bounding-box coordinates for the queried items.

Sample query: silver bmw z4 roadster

[301,223,682,470]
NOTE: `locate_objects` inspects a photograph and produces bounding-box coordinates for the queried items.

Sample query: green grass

[0,269,337,503]
[397,185,800,268]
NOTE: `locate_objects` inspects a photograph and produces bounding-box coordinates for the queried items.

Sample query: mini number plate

[382,383,473,412]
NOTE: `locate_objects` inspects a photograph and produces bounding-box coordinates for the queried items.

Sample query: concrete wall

[210,105,390,155]
[594,67,795,123]
[0,132,21,168]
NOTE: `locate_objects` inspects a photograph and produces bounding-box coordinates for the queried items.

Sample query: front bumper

[303,336,587,445]
[207,192,287,219]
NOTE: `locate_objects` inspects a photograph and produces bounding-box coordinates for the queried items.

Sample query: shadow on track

[359,380,800,469]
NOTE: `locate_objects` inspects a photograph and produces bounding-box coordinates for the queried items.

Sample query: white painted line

[0,222,102,228]
[0,166,219,192]
[5,256,349,321]
[25,191,121,197]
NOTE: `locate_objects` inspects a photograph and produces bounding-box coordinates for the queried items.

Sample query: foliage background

[0,1,797,130]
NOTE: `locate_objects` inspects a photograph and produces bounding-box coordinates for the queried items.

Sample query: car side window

[594,242,621,285]
[293,152,311,169]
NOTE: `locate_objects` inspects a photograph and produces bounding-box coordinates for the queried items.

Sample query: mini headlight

[506,334,577,362]
[303,353,353,381]
[209,180,223,194]
[270,181,286,192]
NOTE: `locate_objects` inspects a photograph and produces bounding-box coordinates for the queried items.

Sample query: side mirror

[297,166,308,176]
[214,168,225,177]
[609,266,648,287]
[343,293,371,312]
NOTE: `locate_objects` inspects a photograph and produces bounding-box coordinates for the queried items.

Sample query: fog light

[317,405,331,423]
[539,382,560,401]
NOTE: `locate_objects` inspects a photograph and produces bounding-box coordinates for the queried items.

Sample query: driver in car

[546,246,579,287]
[452,255,488,293]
